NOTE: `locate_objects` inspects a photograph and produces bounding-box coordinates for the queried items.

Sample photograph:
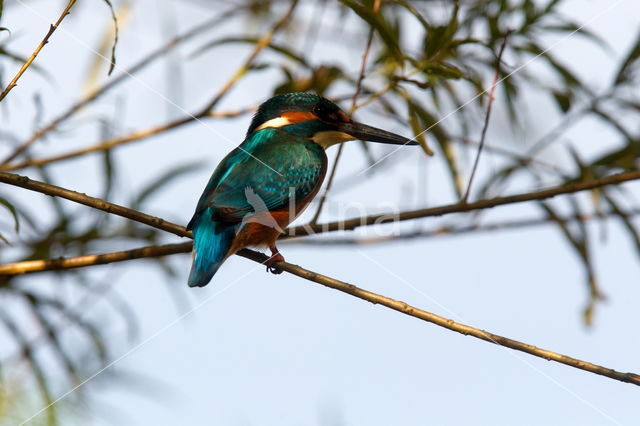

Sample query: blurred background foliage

[0,0,639,424]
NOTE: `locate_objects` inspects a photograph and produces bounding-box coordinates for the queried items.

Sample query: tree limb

[1,170,639,385]
[0,0,77,103]
[1,6,242,165]
[0,1,298,172]
[287,170,640,237]
[0,242,192,276]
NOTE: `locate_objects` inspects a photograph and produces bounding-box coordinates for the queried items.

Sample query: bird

[186,92,417,287]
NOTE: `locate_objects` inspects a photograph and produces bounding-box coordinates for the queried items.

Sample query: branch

[236,250,640,386]
[285,208,640,246]
[198,0,298,114]
[287,169,640,237]
[1,7,242,165]
[2,115,196,172]
[462,32,510,202]
[309,0,379,224]
[0,0,77,103]
[1,171,639,385]
[0,1,298,172]
[0,242,192,276]
[6,207,636,276]
[0,172,189,238]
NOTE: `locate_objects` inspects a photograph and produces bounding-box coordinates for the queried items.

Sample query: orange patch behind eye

[281,111,318,123]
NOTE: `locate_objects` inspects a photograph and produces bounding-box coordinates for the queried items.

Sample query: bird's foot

[265,248,284,274]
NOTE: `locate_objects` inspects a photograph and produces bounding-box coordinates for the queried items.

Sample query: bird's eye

[313,104,342,122]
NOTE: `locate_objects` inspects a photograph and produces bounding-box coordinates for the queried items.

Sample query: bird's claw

[265,252,284,274]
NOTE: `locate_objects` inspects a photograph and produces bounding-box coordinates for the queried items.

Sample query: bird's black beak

[336,121,418,146]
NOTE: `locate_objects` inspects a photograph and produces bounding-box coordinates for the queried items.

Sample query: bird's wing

[188,129,326,228]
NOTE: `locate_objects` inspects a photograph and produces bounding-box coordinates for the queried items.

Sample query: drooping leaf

[552,90,572,113]
[390,0,430,31]
[539,200,602,325]
[614,29,640,85]
[338,0,403,60]
[0,196,20,232]
[405,97,433,156]
[191,37,310,68]
[99,0,122,76]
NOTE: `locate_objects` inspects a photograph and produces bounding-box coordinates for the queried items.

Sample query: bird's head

[247,92,417,148]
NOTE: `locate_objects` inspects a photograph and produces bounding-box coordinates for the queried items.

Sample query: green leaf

[338,0,403,60]
[614,29,640,85]
[390,0,430,31]
[544,22,610,52]
[406,98,433,156]
[192,37,310,68]
[0,196,19,232]
[552,90,572,113]
[410,101,462,196]
[0,0,3,21]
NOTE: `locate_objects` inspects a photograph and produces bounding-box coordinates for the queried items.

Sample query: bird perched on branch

[186,92,417,287]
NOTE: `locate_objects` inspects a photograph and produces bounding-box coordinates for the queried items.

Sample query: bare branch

[0,242,192,276]
[285,208,640,246]
[0,1,298,172]
[236,250,640,386]
[1,171,639,385]
[287,169,640,237]
[2,115,196,172]
[309,0,380,224]
[0,172,189,238]
[0,0,77,103]
[198,0,299,114]
[1,7,242,165]
[462,32,510,202]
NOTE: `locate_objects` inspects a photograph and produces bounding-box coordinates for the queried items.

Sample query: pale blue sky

[1,1,640,425]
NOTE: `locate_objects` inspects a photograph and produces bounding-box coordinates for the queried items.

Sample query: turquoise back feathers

[186,92,416,287]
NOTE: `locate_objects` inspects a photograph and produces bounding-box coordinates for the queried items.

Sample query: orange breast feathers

[227,194,315,254]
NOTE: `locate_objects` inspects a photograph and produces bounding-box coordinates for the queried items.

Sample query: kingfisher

[186,92,417,287]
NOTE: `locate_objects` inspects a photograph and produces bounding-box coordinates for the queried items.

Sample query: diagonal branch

[287,170,640,237]
[5,207,639,277]
[1,171,639,385]
[1,7,242,165]
[462,32,510,202]
[309,0,380,225]
[0,0,77,103]
[236,251,640,386]
[0,1,298,172]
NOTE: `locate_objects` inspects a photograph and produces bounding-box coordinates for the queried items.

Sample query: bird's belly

[227,191,317,254]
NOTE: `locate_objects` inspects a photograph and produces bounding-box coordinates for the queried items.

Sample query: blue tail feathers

[188,211,238,287]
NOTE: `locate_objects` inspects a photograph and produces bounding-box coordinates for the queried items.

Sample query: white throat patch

[310,131,355,149]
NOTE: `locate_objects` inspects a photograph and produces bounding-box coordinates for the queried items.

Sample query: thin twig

[1,106,255,172]
[0,172,190,238]
[1,7,242,165]
[1,116,195,172]
[287,169,640,237]
[309,0,380,225]
[1,176,639,386]
[0,0,78,103]
[1,1,297,172]
[285,208,640,246]
[198,0,298,114]
[462,32,510,203]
